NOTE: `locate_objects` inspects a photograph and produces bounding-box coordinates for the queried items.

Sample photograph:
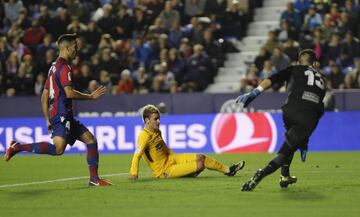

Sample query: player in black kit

[237,49,326,191]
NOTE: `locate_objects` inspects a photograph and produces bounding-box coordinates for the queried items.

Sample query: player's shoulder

[139,129,151,139]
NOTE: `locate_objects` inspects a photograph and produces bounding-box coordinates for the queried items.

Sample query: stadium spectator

[133,66,151,93]
[254,46,271,71]
[114,4,133,39]
[185,44,213,91]
[283,38,300,62]
[87,80,99,94]
[258,60,277,79]
[35,33,56,62]
[96,4,116,36]
[128,104,245,180]
[168,47,186,84]
[294,0,311,18]
[17,7,31,29]
[221,0,246,40]
[280,1,302,31]
[81,20,102,46]
[98,69,113,95]
[264,30,279,54]
[4,0,24,26]
[38,49,55,75]
[34,73,45,96]
[320,14,336,42]
[340,31,360,68]
[38,5,56,35]
[327,63,345,89]
[201,28,224,67]
[344,0,359,35]
[185,0,206,20]
[277,20,298,43]
[346,58,360,88]
[158,0,180,30]
[23,19,47,52]
[152,62,175,92]
[74,61,93,93]
[270,46,291,71]
[67,16,87,35]
[302,5,322,32]
[240,64,259,90]
[117,69,134,94]
[168,19,185,48]
[325,33,341,63]
[52,7,71,40]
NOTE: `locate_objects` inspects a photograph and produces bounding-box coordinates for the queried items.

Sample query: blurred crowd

[0,0,265,97]
[239,0,360,93]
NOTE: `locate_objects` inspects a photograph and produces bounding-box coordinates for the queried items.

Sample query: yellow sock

[204,156,229,174]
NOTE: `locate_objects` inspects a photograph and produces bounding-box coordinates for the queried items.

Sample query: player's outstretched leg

[225,161,245,176]
[200,155,245,176]
[279,175,298,188]
[241,169,265,191]
[5,140,57,161]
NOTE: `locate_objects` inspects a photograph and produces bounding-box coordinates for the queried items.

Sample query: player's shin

[204,156,228,173]
[86,143,100,182]
[21,142,57,155]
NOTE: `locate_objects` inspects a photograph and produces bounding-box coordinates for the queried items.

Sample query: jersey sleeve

[59,64,72,88]
[269,65,292,85]
[129,131,149,176]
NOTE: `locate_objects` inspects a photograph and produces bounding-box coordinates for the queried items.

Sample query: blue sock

[86,143,99,182]
[20,142,57,155]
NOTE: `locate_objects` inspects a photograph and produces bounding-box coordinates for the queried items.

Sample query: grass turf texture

[1,152,359,217]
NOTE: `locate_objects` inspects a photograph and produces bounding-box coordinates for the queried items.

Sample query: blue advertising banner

[0,112,359,154]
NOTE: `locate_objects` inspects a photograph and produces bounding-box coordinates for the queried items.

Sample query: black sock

[281,154,294,177]
[263,160,279,176]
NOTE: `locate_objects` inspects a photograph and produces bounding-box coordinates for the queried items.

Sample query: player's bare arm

[64,85,107,100]
[41,89,53,132]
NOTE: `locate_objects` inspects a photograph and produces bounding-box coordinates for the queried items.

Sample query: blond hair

[142,104,160,122]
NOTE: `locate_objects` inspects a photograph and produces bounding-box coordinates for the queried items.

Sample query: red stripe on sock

[39,142,49,153]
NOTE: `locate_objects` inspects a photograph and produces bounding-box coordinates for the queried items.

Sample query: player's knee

[196,154,205,172]
[87,136,97,145]
[196,162,205,172]
[55,146,65,155]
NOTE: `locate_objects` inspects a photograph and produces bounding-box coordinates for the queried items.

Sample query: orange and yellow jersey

[129,128,174,177]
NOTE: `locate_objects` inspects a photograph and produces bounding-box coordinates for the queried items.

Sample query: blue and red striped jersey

[44,57,73,118]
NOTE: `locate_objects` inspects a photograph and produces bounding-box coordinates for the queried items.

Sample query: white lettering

[168,124,186,149]
[117,126,133,150]
[159,125,167,143]
[0,128,4,151]
[15,127,33,144]
[187,124,207,149]
[96,126,116,150]
[6,128,13,148]
[35,127,52,143]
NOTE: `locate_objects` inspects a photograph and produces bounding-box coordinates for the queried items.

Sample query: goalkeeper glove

[235,88,262,108]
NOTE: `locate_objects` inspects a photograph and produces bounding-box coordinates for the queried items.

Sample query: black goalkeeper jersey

[269,65,326,113]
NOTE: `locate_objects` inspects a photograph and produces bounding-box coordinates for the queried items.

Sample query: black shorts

[282,106,321,150]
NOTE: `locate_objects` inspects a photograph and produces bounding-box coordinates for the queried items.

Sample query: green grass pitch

[1,152,359,217]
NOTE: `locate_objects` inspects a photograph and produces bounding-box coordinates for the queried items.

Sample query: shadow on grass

[281,188,326,201]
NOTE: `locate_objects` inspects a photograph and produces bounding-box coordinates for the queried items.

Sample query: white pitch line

[0,172,128,189]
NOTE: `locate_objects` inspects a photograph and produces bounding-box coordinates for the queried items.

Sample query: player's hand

[90,85,107,99]
[46,120,54,134]
[128,175,138,180]
[235,88,261,108]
